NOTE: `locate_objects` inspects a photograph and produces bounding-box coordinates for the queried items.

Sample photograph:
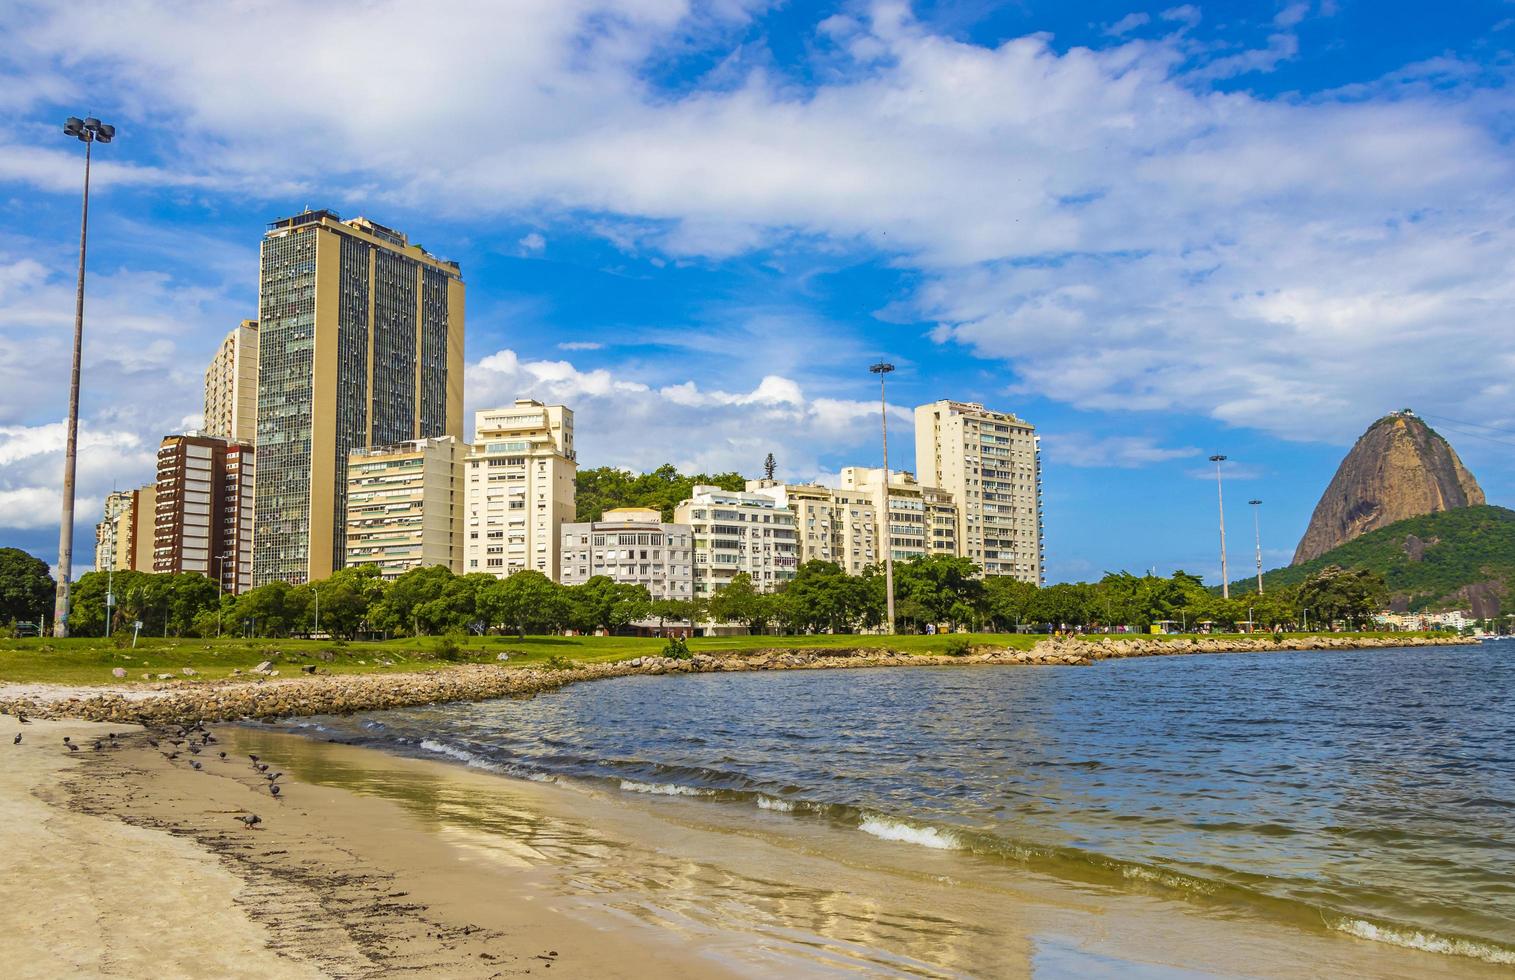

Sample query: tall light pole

[1249,499,1264,595]
[870,361,896,634]
[1210,454,1230,600]
[53,115,116,638]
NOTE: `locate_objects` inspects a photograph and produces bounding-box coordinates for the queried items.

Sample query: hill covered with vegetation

[1247,505,1515,614]
[574,464,747,522]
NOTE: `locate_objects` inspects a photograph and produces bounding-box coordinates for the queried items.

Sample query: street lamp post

[215,554,229,637]
[1249,499,1264,595]
[870,361,896,634]
[52,115,116,638]
[1209,454,1230,600]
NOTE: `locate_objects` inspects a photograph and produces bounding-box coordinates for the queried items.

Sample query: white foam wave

[418,738,502,772]
[620,780,715,797]
[1120,864,1217,894]
[858,816,962,850]
[1329,918,1515,965]
[757,796,795,812]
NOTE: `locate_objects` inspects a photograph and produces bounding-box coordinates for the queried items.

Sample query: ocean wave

[1327,917,1515,965]
[418,738,503,773]
[858,815,963,850]
[756,795,795,811]
[1118,863,1218,895]
[620,780,716,797]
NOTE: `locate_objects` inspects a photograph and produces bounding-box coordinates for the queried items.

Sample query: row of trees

[12,546,1393,640]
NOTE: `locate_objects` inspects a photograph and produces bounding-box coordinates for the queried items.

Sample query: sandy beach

[4,694,1508,979]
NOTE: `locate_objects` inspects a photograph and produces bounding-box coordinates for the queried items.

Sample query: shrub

[944,636,972,657]
[542,654,576,671]
[663,636,692,660]
[433,633,466,662]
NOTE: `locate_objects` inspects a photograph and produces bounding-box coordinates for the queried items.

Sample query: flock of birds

[10,711,275,830]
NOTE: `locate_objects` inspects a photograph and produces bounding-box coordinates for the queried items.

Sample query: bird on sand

[218,751,227,759]
[269,784,281,797]
[67,743,78,752]
[237,814,262,830]
[17,713,29,724]
[188,744,200,755]
[190,760,202,770]
[147,737,159,748]
[13,733,21,745]
[249,754,259,763]
[254,763,269,773]
[264,772,282,782]
[62,736,70,743]
[92,741,103,751]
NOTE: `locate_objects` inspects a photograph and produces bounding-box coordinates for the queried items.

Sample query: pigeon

[255,763,269,773]
[92,741,103,752]
[16,713,29,724]
[249,754,259,763]
[218,751,227,759]
[269,784,281,797]
[12,733,20,745]
[147,738,159,748]
[236,814,262,830]
[188,744,200,755]
[62,736,70,744]
[67,743,78,752]
[190,760,202,770]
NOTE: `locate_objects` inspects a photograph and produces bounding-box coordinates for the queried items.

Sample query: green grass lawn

[0,630,1458,686]
[0,632,1039,685]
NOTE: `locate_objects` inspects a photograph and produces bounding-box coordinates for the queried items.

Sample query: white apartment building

[747,480,879,574]
[465,400,577,580]
[559,508,695,600]
[914,400,1043,583]
[838,467,958,565]
[345,436,465,579]
[675,485,799,596]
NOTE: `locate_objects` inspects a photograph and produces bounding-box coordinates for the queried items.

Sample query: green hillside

[1242,505,1515,614]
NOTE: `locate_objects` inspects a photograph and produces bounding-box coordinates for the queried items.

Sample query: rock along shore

[0,634,1467,727]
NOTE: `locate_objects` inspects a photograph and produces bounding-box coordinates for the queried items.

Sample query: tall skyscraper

[465,401,576,580]
[154,434,255,594]
[254,210,464,585]
[914,400,1043,583]
[203,320,259,443]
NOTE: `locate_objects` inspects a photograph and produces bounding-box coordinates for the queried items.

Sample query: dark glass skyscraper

[254,210,464,586]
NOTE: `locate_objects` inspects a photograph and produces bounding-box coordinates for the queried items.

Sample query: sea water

[267,644,1515,971]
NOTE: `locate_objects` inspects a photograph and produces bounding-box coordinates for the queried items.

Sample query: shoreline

[4,707,1504,979]
[0,634,1469,726]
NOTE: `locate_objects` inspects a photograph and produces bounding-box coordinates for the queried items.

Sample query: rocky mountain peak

[1292,411,1484,565]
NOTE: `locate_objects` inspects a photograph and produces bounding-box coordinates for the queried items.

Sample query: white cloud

[1043,433,1200,469]
[557,341,604,351]
[0,421,156,532]
[518,232,546,253]
[0,0,1510,451]
[464,347,897,479]
[1106,13,1151,37]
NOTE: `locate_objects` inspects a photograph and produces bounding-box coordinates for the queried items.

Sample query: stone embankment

[0,634,1467,727]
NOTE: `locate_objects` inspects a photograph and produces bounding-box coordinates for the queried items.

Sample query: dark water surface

[276,644,1515,966]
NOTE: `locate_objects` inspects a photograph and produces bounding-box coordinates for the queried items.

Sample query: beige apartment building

[559,508,695,600]
[465,400,577,580]
[153,434,255,594]
[345,436,465,579]
[675,485,799,596]
[838,467,959,566]
[747,479,879,573]
[94,485,156,572]
[254,210,465,586]
[203,320,259,444]
[914,400,1043,583]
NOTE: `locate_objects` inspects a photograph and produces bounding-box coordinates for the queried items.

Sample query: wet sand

[2,711,1505,978]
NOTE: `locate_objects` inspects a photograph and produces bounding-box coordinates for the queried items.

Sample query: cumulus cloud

[464,347,897,479]
[0,421,157,532]
[0,0,1511,450]
[518,232,546,253]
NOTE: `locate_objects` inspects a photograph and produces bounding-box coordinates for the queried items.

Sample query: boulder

[111,667,127,679]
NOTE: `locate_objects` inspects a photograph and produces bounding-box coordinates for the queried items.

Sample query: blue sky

[2,0,1513,586]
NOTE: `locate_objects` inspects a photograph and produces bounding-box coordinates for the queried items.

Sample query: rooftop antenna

[763,452,777,482]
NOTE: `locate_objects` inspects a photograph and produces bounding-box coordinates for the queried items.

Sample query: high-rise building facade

[559,508,695,600]
[254,210,464,586]
[465,401,576,580]
[675,485,799,596]
[914,400,1043,583]
[154,434,255,594]
[204,320,259,444]
[345,436,464,579]
[95,485,156,573]
[747,480,879,574]
[838,467,958,565]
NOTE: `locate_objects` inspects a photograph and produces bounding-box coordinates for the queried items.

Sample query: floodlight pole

[871,361,896,634]
[1210,454,1229,600]
[53,116,115,637]
[1249,499,1264,594]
